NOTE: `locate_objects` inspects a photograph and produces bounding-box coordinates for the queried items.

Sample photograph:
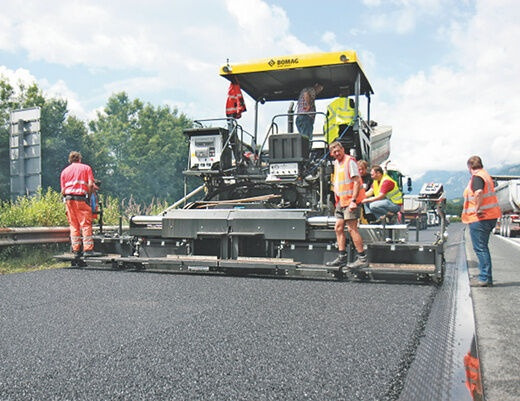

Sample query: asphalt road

[0,225,465,401]
[467,230,520,401]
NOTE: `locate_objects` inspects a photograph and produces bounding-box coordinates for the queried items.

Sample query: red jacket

[60,162,94,197]
[226,83,246,119]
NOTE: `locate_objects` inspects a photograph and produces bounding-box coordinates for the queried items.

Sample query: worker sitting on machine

[361,165,403,224]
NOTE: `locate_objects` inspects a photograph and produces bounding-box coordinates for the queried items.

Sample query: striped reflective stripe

[333,156,362,206]
[65,189,88,195]
[465,192,497,202]
[461,169,501,223]
[386,184,403,204]
[463,202,500,214]
[71,235,82,251]
[373,175,403,204]
[336,189,354,196]
[64,179,89,195]
[333,167,354,195]
[64,179,88,187]
[226,95,240,112]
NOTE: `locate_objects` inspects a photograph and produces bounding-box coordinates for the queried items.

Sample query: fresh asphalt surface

[1,270,435,400]
[0,223,503,401]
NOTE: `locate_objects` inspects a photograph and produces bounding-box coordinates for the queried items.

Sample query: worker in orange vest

[461,155,501,287]
[60,151,96,259]
[326,141,367,269]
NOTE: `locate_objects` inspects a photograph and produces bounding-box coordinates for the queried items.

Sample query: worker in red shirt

[361,165,403,223]
[60,151,95,258]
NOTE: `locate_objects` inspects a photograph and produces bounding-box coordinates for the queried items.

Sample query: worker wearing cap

[60,151,95,258]
[462,155,501,287]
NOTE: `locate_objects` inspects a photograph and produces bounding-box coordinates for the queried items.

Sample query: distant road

[495,234,520,249]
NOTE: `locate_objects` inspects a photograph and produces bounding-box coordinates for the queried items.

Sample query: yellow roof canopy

[220,50,374,102]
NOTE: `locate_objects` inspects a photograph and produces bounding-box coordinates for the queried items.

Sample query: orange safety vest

[225,82,246,119]
[333,155,365,207]
[462,169,501,223]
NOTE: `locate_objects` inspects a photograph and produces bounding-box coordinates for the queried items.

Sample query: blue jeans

[469,219,497,283]
[296,114,314,139]
[365,199,401,219]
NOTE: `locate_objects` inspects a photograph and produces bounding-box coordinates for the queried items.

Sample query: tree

[446,198,463,216]
[1,79,193,205]
[41,102,94,192]
[0,77,94,199]
[89,92,192,204]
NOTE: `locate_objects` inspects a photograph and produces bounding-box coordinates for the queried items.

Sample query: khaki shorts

[335,202,361,220]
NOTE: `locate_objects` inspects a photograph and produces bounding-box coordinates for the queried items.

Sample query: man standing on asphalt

[325,141,368,269]
[60,151,96,259]
[462,155,501,287]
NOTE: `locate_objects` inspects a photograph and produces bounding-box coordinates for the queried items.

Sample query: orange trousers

[65,200,93,252]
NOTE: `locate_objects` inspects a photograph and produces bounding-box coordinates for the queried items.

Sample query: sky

[1,0,519,178]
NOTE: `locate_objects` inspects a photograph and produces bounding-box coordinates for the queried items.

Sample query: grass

[0,188,172,274]
[0,244,69,275]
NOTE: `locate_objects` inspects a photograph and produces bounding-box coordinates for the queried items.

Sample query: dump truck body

[494,177,520,237]
[403,195,428,230]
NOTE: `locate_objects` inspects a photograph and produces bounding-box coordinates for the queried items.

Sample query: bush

[0,188,171,228]
[0,188,68,227]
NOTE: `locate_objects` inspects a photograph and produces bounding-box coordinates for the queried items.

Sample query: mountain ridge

[407,164,520,200]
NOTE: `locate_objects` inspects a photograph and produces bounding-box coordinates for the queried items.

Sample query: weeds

[0,188,171,228]
[0,244,69,274]
[0,189,172,273]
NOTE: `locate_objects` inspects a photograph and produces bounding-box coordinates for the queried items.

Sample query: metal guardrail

[0,226,128,247]
[0,227,70,246]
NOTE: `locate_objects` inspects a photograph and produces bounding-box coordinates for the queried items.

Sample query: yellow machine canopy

[220,50,374,102]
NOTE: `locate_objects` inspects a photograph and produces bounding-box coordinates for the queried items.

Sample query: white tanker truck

[493,176,520,237]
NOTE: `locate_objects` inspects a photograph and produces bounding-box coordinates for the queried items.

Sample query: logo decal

[268,58,299,68]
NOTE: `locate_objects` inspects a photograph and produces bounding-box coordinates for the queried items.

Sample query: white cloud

[321,31,343,51]
[379,0,520,176]
[364,0,446,34]
[0,14,16,51]
[43,79,87,119]
[0,65,89,119]
[0,66,37,89]
[1,0,518,183]
[225,0,313,56]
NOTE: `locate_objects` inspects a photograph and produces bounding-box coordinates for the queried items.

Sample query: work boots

[346,254,369,270]
[73,251,82,259]
[326,254,348,267]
